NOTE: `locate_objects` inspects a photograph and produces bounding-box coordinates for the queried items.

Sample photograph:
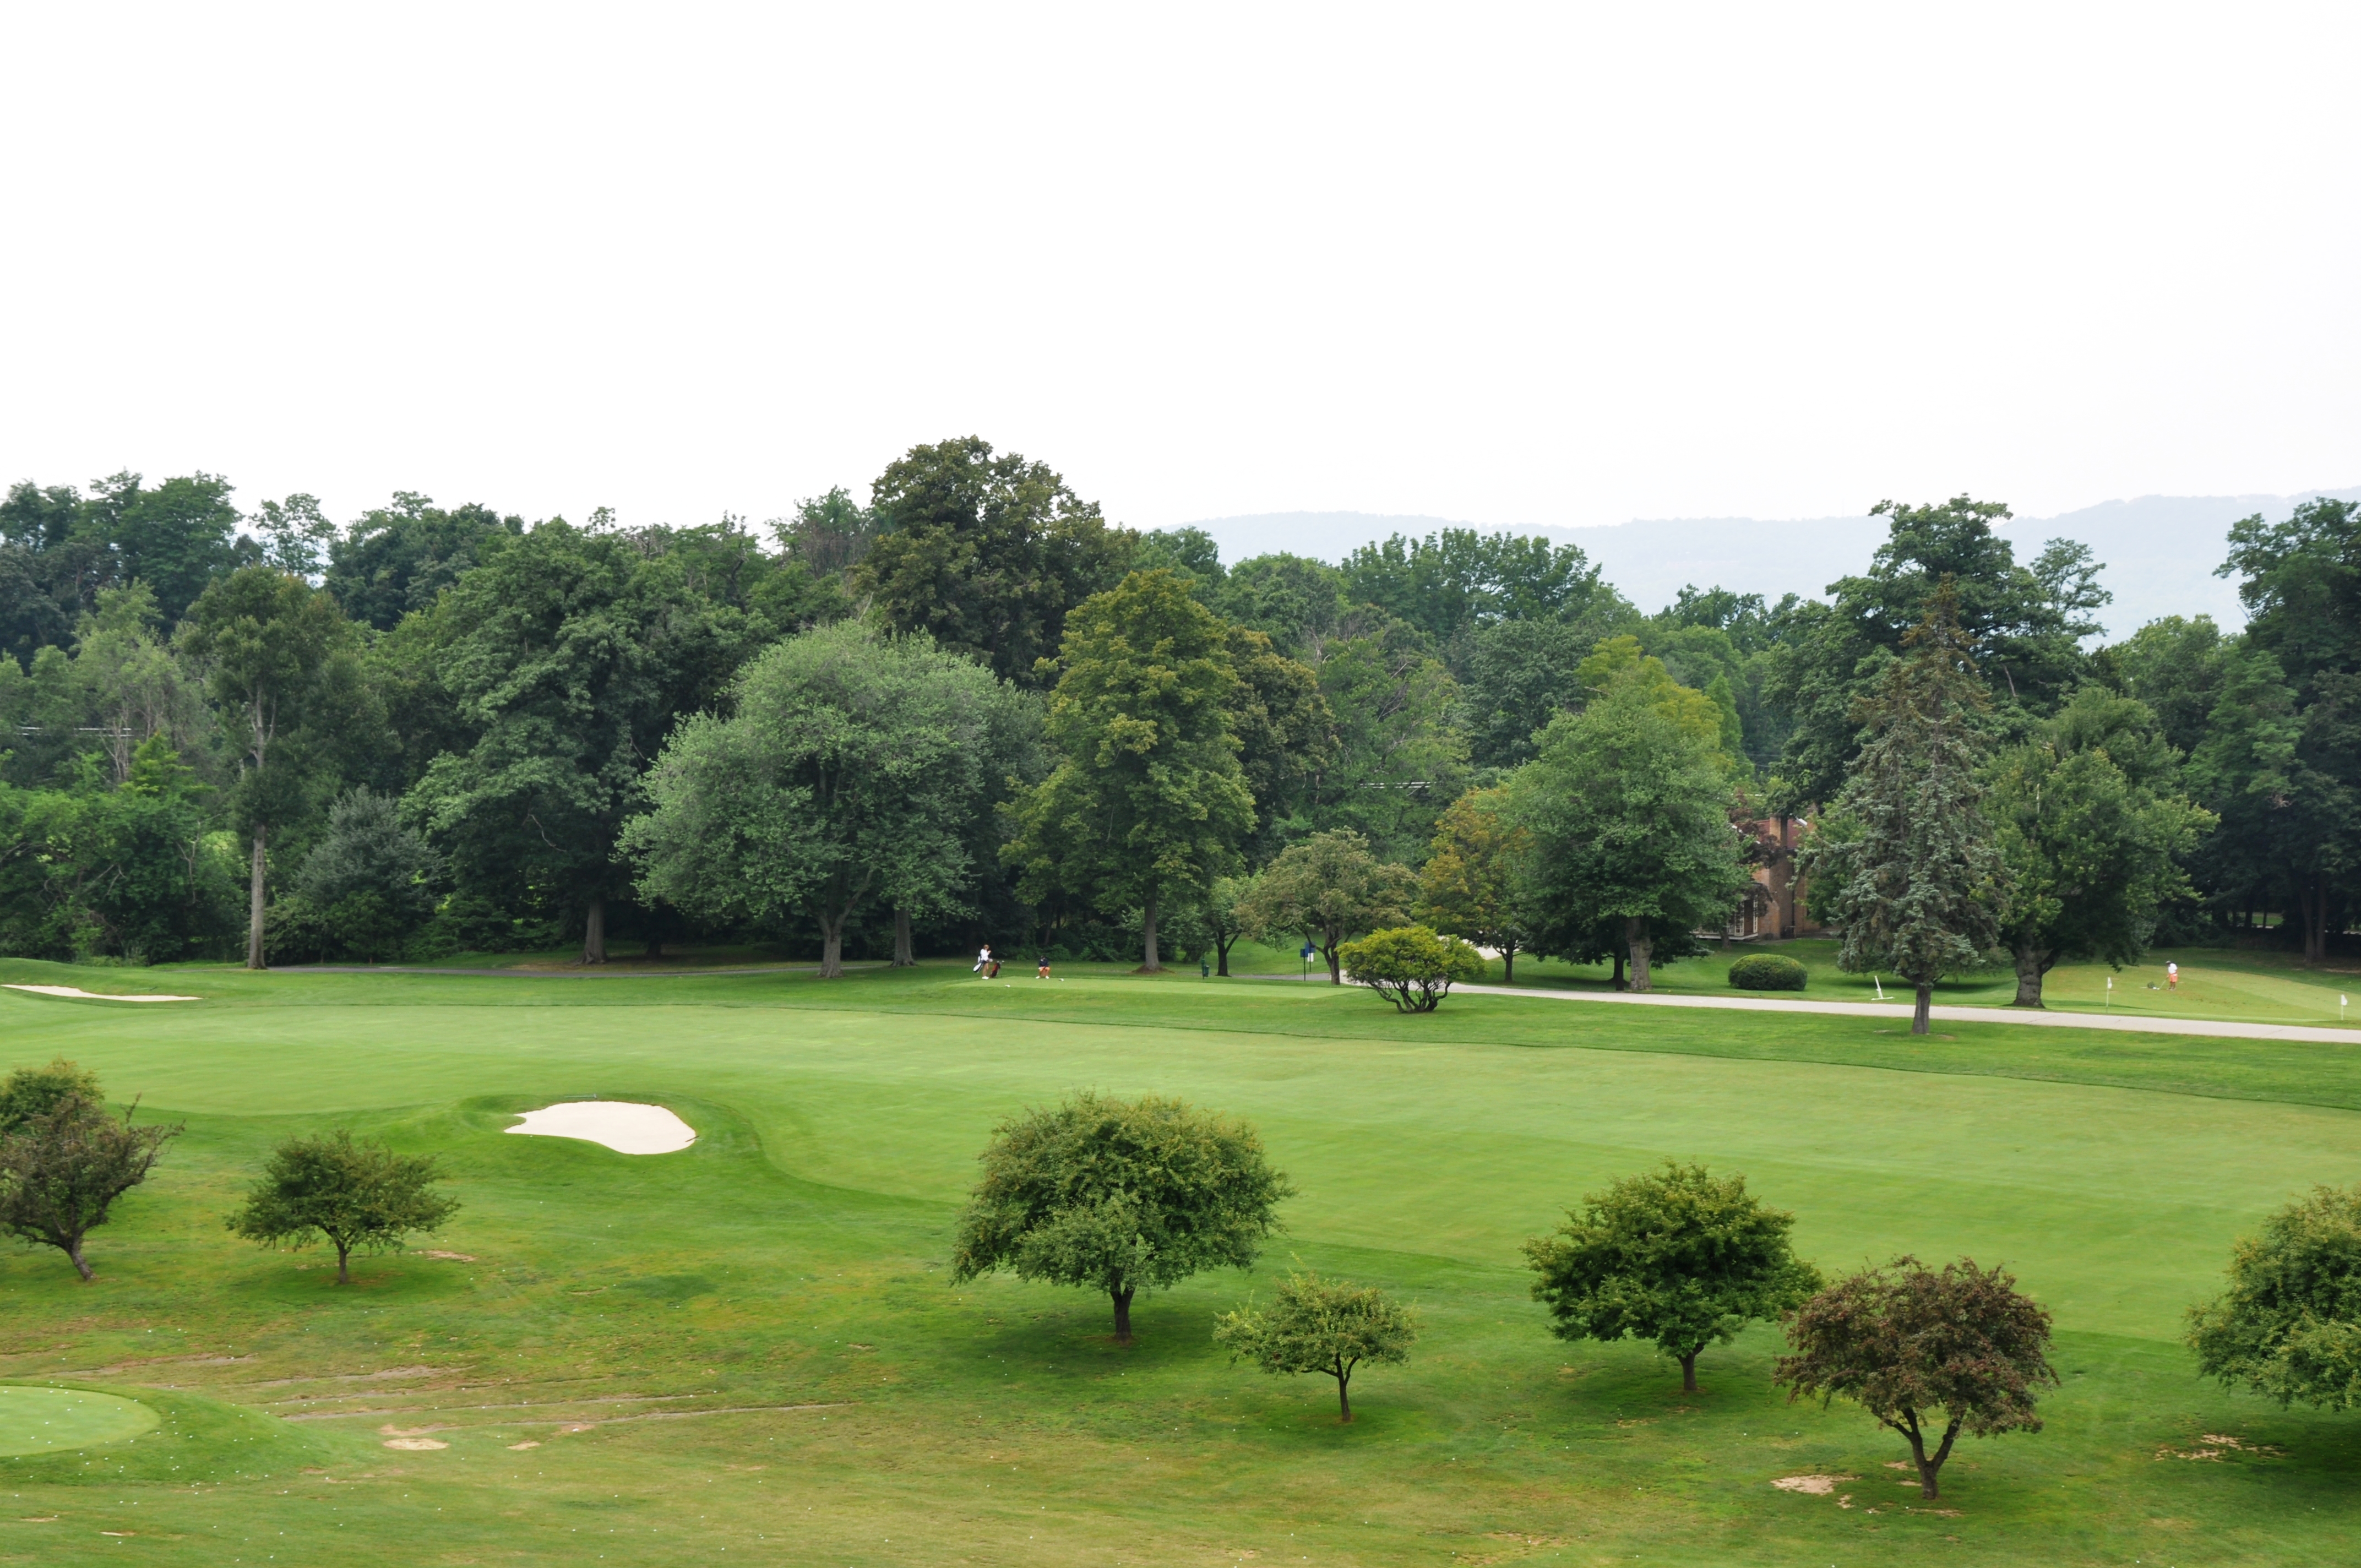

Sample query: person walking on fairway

[974,943,992,976]
[2167,961,2179,991]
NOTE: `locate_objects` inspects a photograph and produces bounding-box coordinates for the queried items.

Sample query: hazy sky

[4,4,2354,536]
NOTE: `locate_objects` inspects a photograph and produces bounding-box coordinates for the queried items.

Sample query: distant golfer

[974,944,992,976]
[1036,955,1052,978]
[2167,961,2179,991]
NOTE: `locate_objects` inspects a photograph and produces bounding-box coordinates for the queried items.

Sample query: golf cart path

[268,962,885,978]
[1447,981,2361,1044]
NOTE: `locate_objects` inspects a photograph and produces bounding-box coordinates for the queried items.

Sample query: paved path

[1446,982,2361,1045]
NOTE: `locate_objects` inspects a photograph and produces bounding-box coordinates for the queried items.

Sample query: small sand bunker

[4,984,198,1003]
[506,1101,695,1155]
[383,1438,448,1451]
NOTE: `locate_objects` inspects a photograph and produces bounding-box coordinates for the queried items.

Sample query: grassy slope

[0,957,2355,1565]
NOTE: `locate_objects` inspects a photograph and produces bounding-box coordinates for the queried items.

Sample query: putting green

[0,1387,160,1455]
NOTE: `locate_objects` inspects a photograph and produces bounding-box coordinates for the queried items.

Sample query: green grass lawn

[1,955,2357,1564]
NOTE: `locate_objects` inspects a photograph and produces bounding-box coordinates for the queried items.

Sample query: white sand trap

[4,984,199,1003]
[506,1101,696,1155]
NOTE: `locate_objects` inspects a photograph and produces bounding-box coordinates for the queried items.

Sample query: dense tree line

[2,444,2348,984]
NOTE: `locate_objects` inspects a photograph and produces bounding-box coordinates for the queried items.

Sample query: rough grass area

[0,956,2355,1564]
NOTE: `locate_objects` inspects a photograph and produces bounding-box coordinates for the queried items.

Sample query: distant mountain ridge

[1180,489,2361,640]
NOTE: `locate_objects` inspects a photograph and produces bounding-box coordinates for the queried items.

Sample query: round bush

[1728,954,1808,991]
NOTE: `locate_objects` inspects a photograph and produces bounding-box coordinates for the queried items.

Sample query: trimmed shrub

[1339,925,1486,1012]
[1728,954,1808,991]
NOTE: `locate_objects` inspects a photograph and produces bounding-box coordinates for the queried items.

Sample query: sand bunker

[4,984,198,1003]
[506,1101,696,1155]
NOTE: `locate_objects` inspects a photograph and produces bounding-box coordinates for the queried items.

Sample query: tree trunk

[1500,941,1516,983]
[1324,938,1342,984]
[892,907,915,967]
[1912,981,1933,1035]
[1679,1350,1698,1393]
[2010,942,2048,1007]
[1141,891,1161,972]
[581,895,607,965]
[1904,1415,1961,1499]
[68,1237,93,1282]
[1776,812,1797,937]
[2313,875,2331,962]
[1612,948,1625,989]
[819,918,844,979]
[246,824,268,970]
[336,1240,352,1285]
[1625,917,1653,993]
[1215,933,1233,977]
[1336,1369,1353,1423]
[1111,1285,1135,1345]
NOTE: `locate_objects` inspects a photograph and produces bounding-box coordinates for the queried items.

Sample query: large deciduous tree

[181,567,352,968]
[1525,1163,1820,1393]
[1776,1256,2058,1501]
[950,1092,1292,1345]
[1004,570,1255,971]
[1417,787,1533,980]
[849,437,1135,688]
[1988,686,2212,1005]
[404,519,763,962]
[1804,586,2005,1032]
[2186,1184,2361,1411]
[1215,1272,1418,1422]
[622,621,1011,976]
[1236,829,1416,984]
[1508,664,1748,992]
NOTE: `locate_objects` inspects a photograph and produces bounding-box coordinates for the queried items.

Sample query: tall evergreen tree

[1805,584,2005,1032]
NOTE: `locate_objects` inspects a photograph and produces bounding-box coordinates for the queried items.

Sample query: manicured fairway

[0,956,2355,1565]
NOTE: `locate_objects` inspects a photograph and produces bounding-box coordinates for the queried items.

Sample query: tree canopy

[949,1092,1292,1344]
[2186,1184,2361,1411]
[1215,1271,1418,1422]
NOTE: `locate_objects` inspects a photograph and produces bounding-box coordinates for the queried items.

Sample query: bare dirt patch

[382,1438,448,1451]
[420,1251,478,1262]
[1772,1474,1855,1495]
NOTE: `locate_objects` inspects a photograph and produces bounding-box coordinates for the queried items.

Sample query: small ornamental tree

[1417,787,1532,979]
[0,1090,181,1281]
[0,1058,104,1134]
[1215,1271,1418,1422]
[1776,1255,2058,1500]
[2186,1184,2361,1409]
[1338,925,1485,1012]
[1525,1162,1820,1392]
[1237,830,1416,984]
[950,1092,1292,1344]
[227,1130,461,1283]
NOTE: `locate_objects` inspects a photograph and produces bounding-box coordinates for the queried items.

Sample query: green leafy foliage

[0,1076,181,1281]
[1215,1271,1417,1422]
[1236,829,1416,984]
[949,1092,1292,1344]
[1416,787,1533,979]
[1727,954,1807,990]
[226,1130,460,1284]
[2187,1184,2361,1410]
[1337,924,1484,1012]
[1776,1256,2057,1500]
[1004,570,1255,970]
[1524,1162,1820,1392]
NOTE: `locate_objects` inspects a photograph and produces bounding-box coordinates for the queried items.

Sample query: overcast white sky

[2,3,2354,535]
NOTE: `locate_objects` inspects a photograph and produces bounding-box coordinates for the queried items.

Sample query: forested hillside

[2,440,2349,981]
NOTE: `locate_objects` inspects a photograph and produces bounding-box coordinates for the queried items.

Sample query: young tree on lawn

[1198,873,1253,977]
[1776,1255,2057,1500]
[949,1092,1292,1344]
[622,621,1011,977]
[1804,585,2006,1032]
[1508,666,1748,992]
[1417,786,1532,979]
[1988,685,2212,1006]
[1236,829,1417,984]
[1004,570,1255,972]
[181,567,350,968]
[1338,925,1486,1012]
[227,1130,461,1284]
[1215,1271,1418,1422]
[0,1090,181,1281]
[2186,1184,2361,1409]
[1524,1162,1820,1393]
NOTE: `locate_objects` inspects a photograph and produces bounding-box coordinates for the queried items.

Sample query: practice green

[0,1387,160,1456]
